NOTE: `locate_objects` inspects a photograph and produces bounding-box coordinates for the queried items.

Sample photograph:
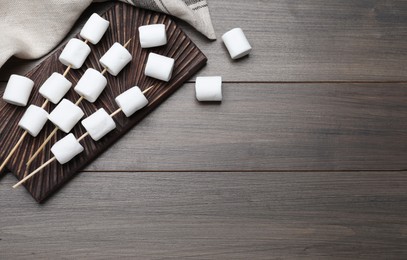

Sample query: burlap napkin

[0,0,215,68]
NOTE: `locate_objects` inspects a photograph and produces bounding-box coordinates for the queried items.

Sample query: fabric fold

[0,0,216,68]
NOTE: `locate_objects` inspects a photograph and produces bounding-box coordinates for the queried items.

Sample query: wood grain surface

[1,0,406,259]
[2,0,407,82]
[1,171,406,259]
[0,3,207,202]
[82,82,407,172]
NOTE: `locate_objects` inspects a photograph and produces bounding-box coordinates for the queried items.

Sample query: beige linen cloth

[0,0,215,68]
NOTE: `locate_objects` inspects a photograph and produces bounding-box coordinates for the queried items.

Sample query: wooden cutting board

[0,3,207,202]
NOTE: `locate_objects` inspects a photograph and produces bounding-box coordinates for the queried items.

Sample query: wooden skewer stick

[75,96,84,105]
[0,131,29,172]
[13,157,56,188]
[41,99,49,109]
[63,65,72,77]
[143,85,154,94]
[16,86,155,187]
[25,127,59,166]
[78,132,90,141]
[26,39,133,167]
[109,107,122,117]
[123,38,132,48]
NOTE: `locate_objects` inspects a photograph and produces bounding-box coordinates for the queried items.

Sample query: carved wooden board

[0,3,207,202]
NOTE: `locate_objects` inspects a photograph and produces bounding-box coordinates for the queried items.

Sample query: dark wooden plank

[3,0,407,82]
[186,0,407,82]
[72,82,407,172]
[2,82,407,172]
[0,3,207,202]
[1,171,406,259]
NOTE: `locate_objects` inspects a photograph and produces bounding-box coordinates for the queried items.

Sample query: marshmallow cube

[144,53,174,82]
[195,76,222,101]
[81,108,116,141]
[48,99,84,133]
[51,133,84,164]
[80,13,110,45]
[138,24,167,48]
[18,105,49,137]
[115,87,148,117]
[99,42,132,76]
[39,73,72,104]
[3,75,34,106]
[221,28,252,59]
[59,38,91,69]
[74,68,107,102]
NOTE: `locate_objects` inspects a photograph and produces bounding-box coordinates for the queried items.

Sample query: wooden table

[1,1,406,258]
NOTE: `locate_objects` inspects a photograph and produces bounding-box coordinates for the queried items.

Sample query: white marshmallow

[80,13,110,45]
[48,99,84,133]
[222,28,252,59]
[115,87,148,117]
[144,53,174,82]
[74,68,107,102]
[99,42,132,76]
[138,24,167,48]
[195,76,222,101]
[81,108,116,141]
[39,73,72,104]
[51,133,84,164]
[3,74,34,106]
[18,105,49,137]
[59,38,91,69]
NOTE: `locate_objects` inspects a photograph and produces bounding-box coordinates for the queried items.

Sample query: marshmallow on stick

[138,24,167,48]
[2,75,34,106]
[14,86,153,188]
[0,13,110,173]
[80,13,110,45]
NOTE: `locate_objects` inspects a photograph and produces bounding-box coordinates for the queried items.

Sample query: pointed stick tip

[143,85,155,94]
[14,157,56,189]
[25,127,58,166]
[124,38,132,48]
[0,131,28,173]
